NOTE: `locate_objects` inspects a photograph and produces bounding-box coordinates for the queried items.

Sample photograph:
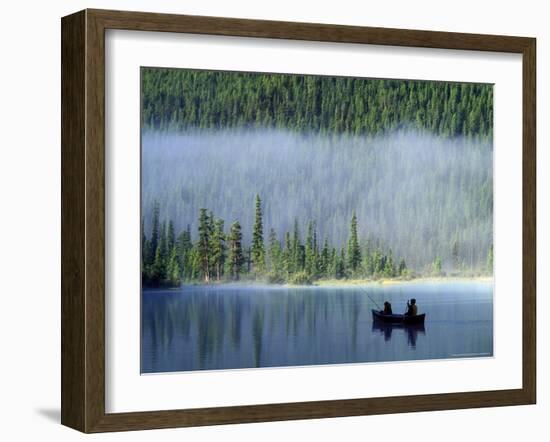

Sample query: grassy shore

[314,275,493,287]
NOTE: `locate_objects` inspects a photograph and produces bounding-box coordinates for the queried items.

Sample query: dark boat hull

[372,309,426,325]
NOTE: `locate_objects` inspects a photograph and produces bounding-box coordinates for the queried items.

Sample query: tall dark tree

[211,218,226,281]
[305,221,317,277]
[167,220,176,252]
[228,221,244,280]
[347,212,361,273]
[251,194,266,274]
[177,225,192,279]
[268,228,282,276]
[197,208,212,282]
[291,219,301,273]
[148,200,160,266]
[398,258,407,276]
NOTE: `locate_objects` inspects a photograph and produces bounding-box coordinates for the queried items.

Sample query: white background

[106,30,522,413]
[0,0,546,440]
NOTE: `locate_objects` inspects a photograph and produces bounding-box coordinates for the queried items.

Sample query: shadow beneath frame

[35,408,60,423]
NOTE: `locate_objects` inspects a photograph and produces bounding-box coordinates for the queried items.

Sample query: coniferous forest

[141,68,494,288]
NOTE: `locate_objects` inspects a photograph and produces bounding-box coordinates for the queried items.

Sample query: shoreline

[313,276,493,287]
[143,275,494,291]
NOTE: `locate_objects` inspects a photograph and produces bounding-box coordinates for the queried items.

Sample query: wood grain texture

[60,8,537,433]
[61,10,86,432]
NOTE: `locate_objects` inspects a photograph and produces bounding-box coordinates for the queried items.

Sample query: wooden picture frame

[61,8,536,433]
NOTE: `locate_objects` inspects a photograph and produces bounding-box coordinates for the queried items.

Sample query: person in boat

[405,298,418,316]
[381,301,393,315]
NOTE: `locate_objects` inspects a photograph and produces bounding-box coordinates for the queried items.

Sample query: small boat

[372,309,426,325]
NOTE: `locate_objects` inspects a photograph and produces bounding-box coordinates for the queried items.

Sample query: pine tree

[211,218,226,281]
[251,194,266,274]
[148,201,160,266]
[177,225,192,279]
[197,208,212,282]
[336,248,347,279]
[167,247,180,286]
[228,221,244,280]
[320,238,330,278]
[398,258,407,276]
[384,249,395,277]
[347,212,361,273]
[268,228,282,276]
[433,256,442,276]
[167,220,176,252]
[305,221,317,277]
[283,231,292,277]
[291,219,301,273]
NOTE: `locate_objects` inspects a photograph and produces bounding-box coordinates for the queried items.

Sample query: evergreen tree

[398,258,407,276]
[211,218,226,281]
[177,225,192,279]
[433,256,443,276]
[197,208,212,282]
[148,200,160,266]
[167,247,180,286]
[347,212,361,273]
[167,220,176,252]
[384,249,395,277]
[228,221,244,280]
[251,194,266,274]
[283,231,292,277]
[291,219,301,272]
[268,228,282,276]
[305,221,317,277]
[320,238,330,277]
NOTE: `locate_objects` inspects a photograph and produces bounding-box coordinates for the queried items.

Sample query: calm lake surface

[141,282,493,373]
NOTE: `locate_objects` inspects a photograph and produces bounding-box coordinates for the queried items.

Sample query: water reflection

[141,282,493,373]
[371,322,426,347]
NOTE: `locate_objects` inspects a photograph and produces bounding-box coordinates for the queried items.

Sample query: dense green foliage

[142,68,493,139]
[141,199,493,288]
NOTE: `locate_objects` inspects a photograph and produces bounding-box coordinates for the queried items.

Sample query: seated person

[381,301,393,315]
[405,298,418,316]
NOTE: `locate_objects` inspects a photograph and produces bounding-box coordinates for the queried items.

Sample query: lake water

[141,281,493,373]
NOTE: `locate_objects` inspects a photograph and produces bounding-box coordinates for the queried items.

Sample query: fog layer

[141,129,492,271]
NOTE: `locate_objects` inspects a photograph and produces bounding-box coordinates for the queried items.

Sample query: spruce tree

[347,212,361,273]
[398,258,407,276]
[384,249,395,277]
[305,221,316,277]
[268,228,282,276]
[228,221,244,280]
[167,220,176,252]
[211,218,226,281]
[291,219,301,273]
[197,208,212,282]
[320,238,330,278]
[251,194,266,274]
[283,231,292,277]
[177,225,192,279]
[148,201,160,267]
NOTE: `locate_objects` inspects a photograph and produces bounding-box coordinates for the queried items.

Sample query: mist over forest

[141,128,492,272]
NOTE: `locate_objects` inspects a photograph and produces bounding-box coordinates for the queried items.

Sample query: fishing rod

[357,286,383,311]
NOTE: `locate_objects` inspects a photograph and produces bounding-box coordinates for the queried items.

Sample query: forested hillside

[142,68,493,139]
[141,68,493,286]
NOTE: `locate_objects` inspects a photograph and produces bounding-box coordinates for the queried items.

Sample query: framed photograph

[61,9,536,433]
